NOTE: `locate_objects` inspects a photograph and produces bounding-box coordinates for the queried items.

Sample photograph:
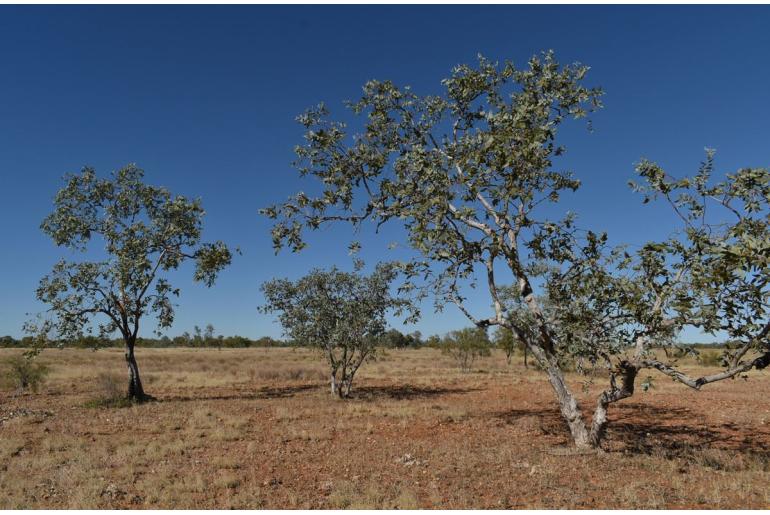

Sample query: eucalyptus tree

[263,51,606,443]
[260,263,412,398]
[495,153,770,447]
[35,164,232,401]
[262,51,769,448]
[442,327,491,372]
[613,153,770,434]
[493,326,527,367]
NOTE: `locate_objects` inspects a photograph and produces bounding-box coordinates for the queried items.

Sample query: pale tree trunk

[544,362,591,448]
[588,362,637,447]
[539,351,638,449]
[330,370,339,397]
[125,338,147,401]
[525,343,592,448]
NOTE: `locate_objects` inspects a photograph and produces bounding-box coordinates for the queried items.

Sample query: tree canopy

[33,164,232,399]
[263,51,770,448]
[260,262,412,398]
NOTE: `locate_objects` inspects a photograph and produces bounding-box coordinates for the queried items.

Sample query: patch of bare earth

[1,347,769,508]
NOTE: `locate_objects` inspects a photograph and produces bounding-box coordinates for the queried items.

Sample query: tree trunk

[522,339,594,448]
[523,346,528,369]
[588,362,637,447]
[544,362,591,448]
[343,375,353,398]
[330,368,348,398]
[330,371,338,397]
[125,340,147,401]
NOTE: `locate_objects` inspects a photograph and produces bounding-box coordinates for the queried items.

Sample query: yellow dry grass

[1,347,769,508]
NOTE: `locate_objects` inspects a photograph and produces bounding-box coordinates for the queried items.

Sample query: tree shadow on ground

[605,402,770,459]
[350,384,481,401]
[490,402,770,462]
[159,383,321,403]
[490,406,572,437]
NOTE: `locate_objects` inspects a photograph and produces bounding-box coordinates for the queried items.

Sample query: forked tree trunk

[330,369,348,398]
[125,339,147,401]
[524,342,593,448]
[534,347,638,449]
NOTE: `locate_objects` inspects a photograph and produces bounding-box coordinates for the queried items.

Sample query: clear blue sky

[1,5,769,341]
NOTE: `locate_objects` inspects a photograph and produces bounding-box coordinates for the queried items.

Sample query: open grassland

[1,347,769,508]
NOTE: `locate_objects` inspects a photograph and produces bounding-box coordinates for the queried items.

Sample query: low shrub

[2,356,49,393]
[84,372,133,408]
[699,351,723,367]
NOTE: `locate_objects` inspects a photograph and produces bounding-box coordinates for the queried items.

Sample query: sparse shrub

[2,355,49,393]
[85,372,132,408]
[249,366,326,382]
[699,351,723,367]
[441,327,491,372]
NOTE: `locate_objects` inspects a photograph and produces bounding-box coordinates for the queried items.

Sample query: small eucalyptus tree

[493,326,527,367]
[260,263,411,398]
[442,327,491,372]
[262,51,770,448]
[35,164,232,401]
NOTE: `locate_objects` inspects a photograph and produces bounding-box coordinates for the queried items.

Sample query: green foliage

[2,356,49,393]
[33,164,232,349]
[441,327,492,372]
[0,334,284,349]
[380,329,423,348]
[262,51,602,316]
[493,326,518,363]
[631,151,770,375]
[260,262,413,397]
[261,49,770,446]
[699,351,723,368]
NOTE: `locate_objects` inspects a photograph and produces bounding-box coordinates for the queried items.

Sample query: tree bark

[588,361,637,447]
[525,342,592,447]
[343,374,354,398]
[330,371,338,397]
[125,339,147,401]
[544,362,591,448]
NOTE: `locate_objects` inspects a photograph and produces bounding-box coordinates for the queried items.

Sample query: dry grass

[0,347,769,508]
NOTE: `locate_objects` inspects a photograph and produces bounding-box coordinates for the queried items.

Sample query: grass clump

[84,372,133,408]
[2,355,49,393]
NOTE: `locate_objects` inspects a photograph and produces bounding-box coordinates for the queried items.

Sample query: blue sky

[1,5,769,340]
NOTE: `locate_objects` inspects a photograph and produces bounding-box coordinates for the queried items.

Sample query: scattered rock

[0,408,54,426]
[395,453,426,467]
[101,483,126,501]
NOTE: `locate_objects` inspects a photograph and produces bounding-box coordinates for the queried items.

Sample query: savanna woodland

[3,31,769,509]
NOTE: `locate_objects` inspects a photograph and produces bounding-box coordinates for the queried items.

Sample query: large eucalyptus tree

[263,52,770,448]
[35,164,232,400]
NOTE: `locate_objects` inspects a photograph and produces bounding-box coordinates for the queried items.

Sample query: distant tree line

[0,333,283,349]
[0,328,446,350]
